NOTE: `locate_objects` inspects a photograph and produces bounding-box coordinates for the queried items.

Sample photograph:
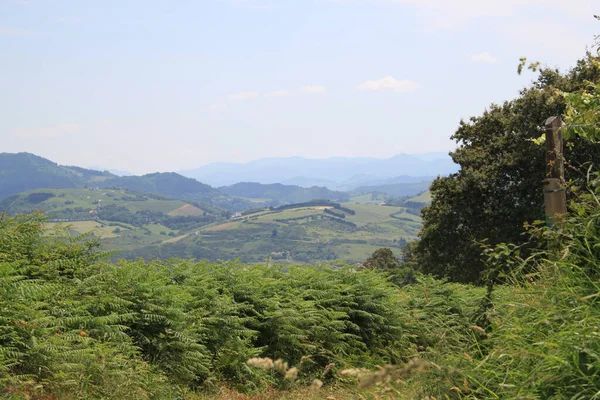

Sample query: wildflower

[274,358,289,373]
[299,355,312,366]
[247,357,274,370]
[322,362,335,377]
[470,325,486,335]
[310,379,323,391]
[284,367,298,380]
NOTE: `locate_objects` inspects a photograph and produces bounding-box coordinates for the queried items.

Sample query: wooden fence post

[543,116,566,227]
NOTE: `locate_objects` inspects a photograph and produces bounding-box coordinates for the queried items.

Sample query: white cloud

[469,52,498,64]
[357,77,421,92]
[208,103,226,110]
[230,92,260,100]
[266,90,291,97]
[300,86,327,94]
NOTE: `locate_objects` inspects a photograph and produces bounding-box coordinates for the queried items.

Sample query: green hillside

[0,188,224,253]
[219,182,350,204]
[99,172,217,197]
[407,190,432,203]
[350,181,431,198]
[0,152,115,201]
[121,201,421,263]
[0,153,259,211]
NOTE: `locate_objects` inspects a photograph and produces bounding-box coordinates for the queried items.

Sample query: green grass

[119,198,185,213]
[168,204,206,216]
[48,220,127,238]
[0,188,186,216]
[342,203,405,226]
[154,203,420,263]
[1,188,220,255]
[333,243,400,262]
[407,190,431,203]
[2,190,419,264]
[349,193,386,204]
[3,201,599,399]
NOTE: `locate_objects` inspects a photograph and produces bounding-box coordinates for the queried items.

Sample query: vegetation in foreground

[2,187,599,399]
[1,212,414,399]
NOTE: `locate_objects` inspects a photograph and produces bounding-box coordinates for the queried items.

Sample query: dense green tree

[410,54,600,283]
[363,248,400,270]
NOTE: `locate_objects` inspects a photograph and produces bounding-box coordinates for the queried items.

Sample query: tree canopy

[363,248,401,270]
[410,54,600,283]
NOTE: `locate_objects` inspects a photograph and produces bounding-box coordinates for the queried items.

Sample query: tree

[363,248,400,270]
[409,54,600,283]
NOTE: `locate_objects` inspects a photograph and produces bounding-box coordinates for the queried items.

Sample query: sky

[0,0,598,174]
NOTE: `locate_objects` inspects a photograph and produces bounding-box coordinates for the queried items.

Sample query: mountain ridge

[0,153,433,212]
[180,153,456,187]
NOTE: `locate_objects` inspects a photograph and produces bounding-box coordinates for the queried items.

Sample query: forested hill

[0,153,239,209]
[98,172,219,200]
[95,172,260,211]
[0,152,116,200]
[218,182,350,204]
[0,153,344,212]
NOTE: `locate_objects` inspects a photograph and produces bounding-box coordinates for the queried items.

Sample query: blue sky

[1,0,598,173]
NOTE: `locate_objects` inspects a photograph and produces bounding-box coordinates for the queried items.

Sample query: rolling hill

[98,172,217,198]
[0,153,356,212]
[119,201,422,263]
[0,188,224,254]
[0,152,116,201]
[218,182,350,204]
[0,152,429,264]
[0,153,258,211]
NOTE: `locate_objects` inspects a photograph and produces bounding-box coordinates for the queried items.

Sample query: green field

[1,189,420,263]
[48,220,127,238]
[134,202,422,263]
[1,188,221,254]
[407,190,432,203]
[349,193,387,204]
[0,188,189,215]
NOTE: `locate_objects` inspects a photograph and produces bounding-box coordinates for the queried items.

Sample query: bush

[0,212,412,396]
[25,192,55,204]
[364,179,600,399]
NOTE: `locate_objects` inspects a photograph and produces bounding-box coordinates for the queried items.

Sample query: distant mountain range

[179,152,456,188]
[0,153,368,211]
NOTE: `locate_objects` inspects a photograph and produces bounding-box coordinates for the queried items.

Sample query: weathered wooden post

[543,116,566,227]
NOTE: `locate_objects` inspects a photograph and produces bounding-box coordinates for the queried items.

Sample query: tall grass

[350,182,600,399]
[2,191,599,399]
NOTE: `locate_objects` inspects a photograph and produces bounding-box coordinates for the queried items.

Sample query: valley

[2,187,425,263]
[124,200,422,263]
[0,153,431,264]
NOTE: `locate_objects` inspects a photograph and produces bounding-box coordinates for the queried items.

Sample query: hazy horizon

[1,0,598,174]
